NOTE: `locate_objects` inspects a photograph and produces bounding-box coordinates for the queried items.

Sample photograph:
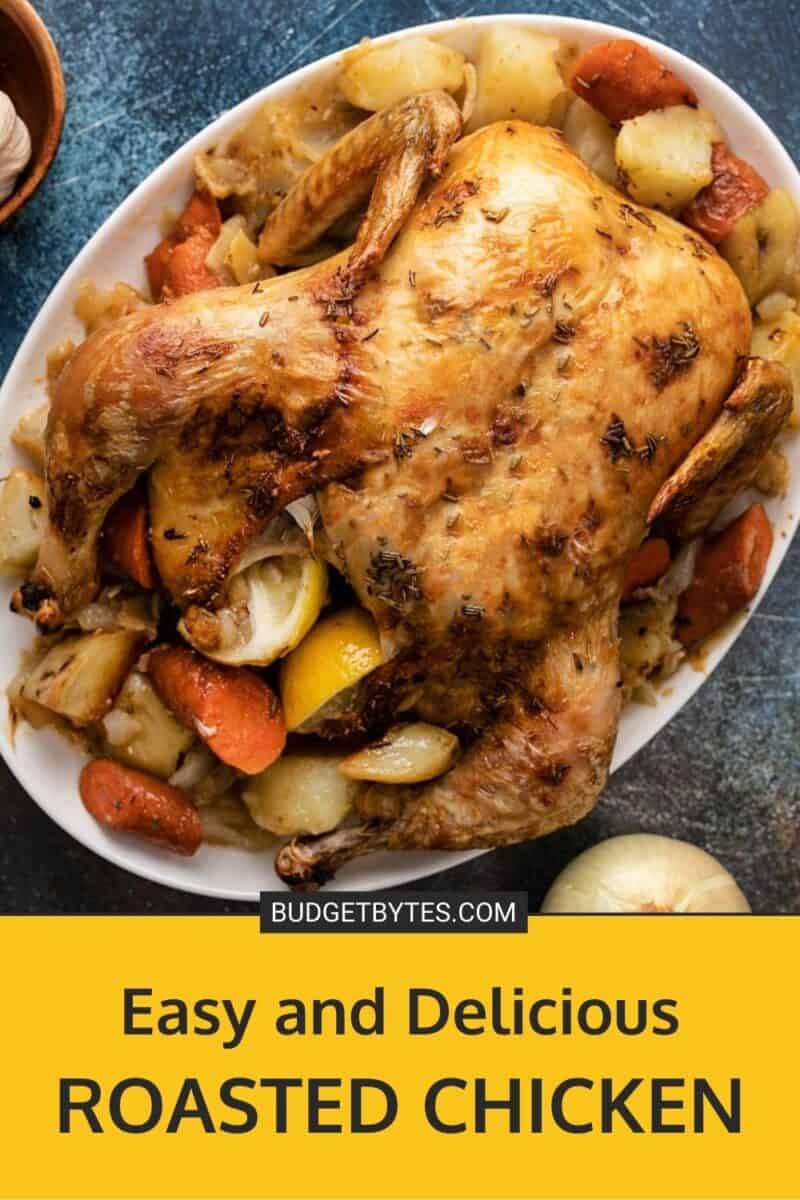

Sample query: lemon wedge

[280,606,382,732]
[180,551,328,667]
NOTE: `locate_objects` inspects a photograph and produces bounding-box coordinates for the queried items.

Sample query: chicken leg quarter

[20,92,786,886]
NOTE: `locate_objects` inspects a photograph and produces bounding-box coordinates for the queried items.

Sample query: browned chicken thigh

[16,91,791,886]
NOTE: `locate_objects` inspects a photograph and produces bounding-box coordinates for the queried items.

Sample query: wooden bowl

[0,0,65,224]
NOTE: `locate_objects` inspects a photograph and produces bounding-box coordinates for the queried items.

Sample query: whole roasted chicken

[16,91,791,886]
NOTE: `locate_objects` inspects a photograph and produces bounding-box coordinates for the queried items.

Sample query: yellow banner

[0,915,797,1200]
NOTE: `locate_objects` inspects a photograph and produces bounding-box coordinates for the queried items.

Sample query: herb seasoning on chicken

[8,54,794,887]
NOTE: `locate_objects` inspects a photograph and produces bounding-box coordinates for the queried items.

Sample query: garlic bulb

[540,834,750,914]
[0,92,32,205]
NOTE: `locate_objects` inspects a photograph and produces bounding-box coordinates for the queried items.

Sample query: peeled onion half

[540,834,751,914]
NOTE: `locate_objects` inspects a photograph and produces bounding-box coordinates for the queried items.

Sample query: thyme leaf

[366,548,423,609]
[650,322,700,390]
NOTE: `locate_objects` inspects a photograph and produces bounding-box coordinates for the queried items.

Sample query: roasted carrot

[677,503,773,647]
[682,143,769,244]
[149,645,286,774]
[80,759,202,855]
[102,488,158,589]
[174,189,222,239]
[145,190,222,301]
[570,39,697,124]
[144,236,175,301]
[622,537,671,600]
[161,229,219,299]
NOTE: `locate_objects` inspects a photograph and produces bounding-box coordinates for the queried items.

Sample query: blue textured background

[0,0,798,913]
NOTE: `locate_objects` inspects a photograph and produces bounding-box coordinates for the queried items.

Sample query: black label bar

[259,891,528,933]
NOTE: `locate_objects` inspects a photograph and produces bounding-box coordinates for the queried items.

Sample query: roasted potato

[0,468,46,575]
[756,291,796,322]
[468,26,567,130]
[102,671,194,778]
[46,341,76,400]
[73,279,147,335]
[616,106,718,213]
[242,751,356,836]
[720,188,800,304]
[340,722,459,784]
[22,630,144,727]
[205,214,261,284]
[751,308,800,426]
[754,445,790,497]
[340,36,465,111]
[616,105,719,213]
[562,97,618,187]
[12,403,48,466]
[619,594,682,704]
[74,585,160,638]
[204,214,246,282]
[228,227,260,284]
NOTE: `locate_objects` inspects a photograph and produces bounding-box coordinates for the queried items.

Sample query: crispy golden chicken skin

[18,94,788,886]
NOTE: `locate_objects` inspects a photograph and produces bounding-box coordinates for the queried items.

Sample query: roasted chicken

[15,90,792,886]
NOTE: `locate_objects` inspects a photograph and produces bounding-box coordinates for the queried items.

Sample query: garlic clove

[339,722,460,784]
[540,834,750,914]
